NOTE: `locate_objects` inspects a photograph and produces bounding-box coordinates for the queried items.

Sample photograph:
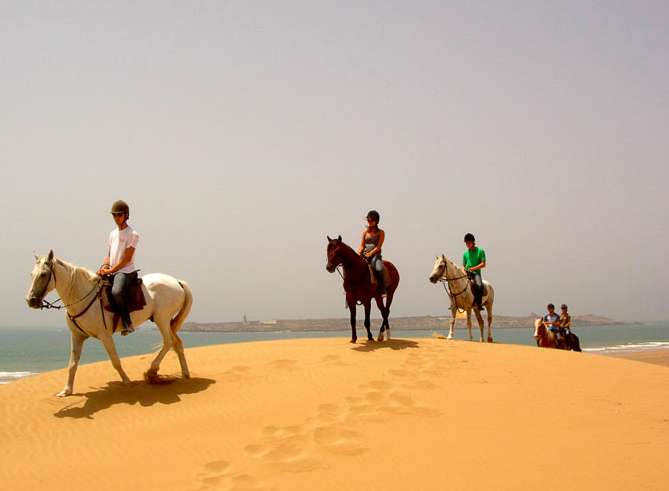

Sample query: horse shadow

[53,377,215,420]
[352,339,420,352]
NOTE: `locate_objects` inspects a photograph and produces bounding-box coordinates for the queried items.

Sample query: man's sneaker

[121,323,135,336]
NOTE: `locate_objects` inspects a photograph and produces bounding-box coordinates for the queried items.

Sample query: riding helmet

[111,200,130,217]
[464,233,475,242]
[366,210,380,222]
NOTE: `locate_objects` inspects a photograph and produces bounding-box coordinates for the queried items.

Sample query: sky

[1,1,667,327]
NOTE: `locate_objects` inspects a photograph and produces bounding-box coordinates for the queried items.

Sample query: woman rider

[358,210,386,294]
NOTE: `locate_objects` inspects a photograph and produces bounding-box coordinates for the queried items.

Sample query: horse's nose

[26,296,39,308]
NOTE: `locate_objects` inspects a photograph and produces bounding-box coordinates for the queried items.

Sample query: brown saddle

[101,276,147,330]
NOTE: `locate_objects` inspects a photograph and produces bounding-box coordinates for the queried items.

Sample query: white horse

[26,251,193,396]
[428,254,495,342]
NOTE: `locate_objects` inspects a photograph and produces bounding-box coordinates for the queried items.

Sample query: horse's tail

[171,280,193,334]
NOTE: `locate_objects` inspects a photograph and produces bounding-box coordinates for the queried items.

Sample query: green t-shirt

[463,247,486,275]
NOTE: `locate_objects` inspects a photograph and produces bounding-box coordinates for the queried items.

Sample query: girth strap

[67,287,103,336]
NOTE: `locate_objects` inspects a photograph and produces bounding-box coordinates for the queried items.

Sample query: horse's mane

[443,255,467,276]
[338,241,366,266]
[55,258,99,285]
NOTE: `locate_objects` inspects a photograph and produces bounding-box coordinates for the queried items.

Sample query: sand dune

[1,338,668,490]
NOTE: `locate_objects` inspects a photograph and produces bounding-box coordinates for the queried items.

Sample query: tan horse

[428,255,495,342]
[533,318,581,351]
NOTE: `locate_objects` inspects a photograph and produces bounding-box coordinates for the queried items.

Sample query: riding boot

[375,271,386,294]
[120,313,134,336]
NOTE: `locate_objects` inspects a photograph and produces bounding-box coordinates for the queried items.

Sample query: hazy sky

[2,1,667,327]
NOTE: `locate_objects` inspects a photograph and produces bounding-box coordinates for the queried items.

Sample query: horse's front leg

[100,333,131,384]
[447,307,457,339]
[363,300,373,341]
[474,309,485,342]
[466,310,473,340]
[486,304,494,343]
[57,330,87,397]
[347,295,357,343]
[374,295,386,341]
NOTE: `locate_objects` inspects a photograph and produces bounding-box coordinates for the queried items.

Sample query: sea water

[1,323,668,384]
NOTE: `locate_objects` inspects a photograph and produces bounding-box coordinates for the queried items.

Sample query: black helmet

[464,233,475,242]
[547,303,555,310]
[366,210,380,222]
[561,304,568,310]
[110,200,130,217]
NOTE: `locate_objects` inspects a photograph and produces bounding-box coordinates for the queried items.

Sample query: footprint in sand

[268,359,298,371]
[313,424,367,455]
[222,366,253,383]
[244,425,321,473]
[193,461,275,491]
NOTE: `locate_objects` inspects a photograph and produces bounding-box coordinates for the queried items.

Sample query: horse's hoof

[350,339,357,344]
[446,335,454,340]
[487,337,494,343]
[56,389,72,397]
[183,373,191,379]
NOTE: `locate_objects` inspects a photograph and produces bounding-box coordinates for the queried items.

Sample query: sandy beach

[607,348,669,367]
[1,338,668,491]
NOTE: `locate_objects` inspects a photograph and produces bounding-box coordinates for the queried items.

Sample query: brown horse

[533,318,582,351]
[326,236,400,343]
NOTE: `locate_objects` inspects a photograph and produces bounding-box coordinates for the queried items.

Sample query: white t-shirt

[108,225,140,274]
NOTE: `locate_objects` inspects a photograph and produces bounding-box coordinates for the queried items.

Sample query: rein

[438,262,470,312]
[37,261,105,336]
[38,263,102,312]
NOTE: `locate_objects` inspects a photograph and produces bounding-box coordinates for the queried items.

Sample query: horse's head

[26,250,56,309]
[429,254,448,283]
[325,235,343,273]
[533,318,544,339]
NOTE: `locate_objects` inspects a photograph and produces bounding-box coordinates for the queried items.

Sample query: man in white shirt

[97,200,140,335]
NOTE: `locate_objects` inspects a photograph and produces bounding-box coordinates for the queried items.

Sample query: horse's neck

[54,260,97,305]
[340,245,366,274]
[445,259,467,284]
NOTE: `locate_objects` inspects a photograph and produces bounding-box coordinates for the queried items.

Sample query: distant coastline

[183,314,628,333]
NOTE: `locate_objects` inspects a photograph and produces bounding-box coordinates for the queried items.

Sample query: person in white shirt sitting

[97,200,140,336]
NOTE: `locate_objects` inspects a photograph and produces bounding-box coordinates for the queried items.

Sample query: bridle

[35,260,101,313]
[437,259,470,311]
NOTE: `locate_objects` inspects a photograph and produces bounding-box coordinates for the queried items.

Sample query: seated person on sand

[358,210,386,294]
[542,303,562,343]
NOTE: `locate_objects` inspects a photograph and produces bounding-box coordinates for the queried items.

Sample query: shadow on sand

[352,338,420,352]
[54,377,216,420]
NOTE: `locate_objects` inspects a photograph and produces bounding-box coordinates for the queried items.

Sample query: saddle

[101,276,147,330]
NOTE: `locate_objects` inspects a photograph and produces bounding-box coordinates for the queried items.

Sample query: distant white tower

[243,314,248,324]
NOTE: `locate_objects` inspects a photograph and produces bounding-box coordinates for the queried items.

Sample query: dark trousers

[469,273,483,307]
[111,271,137,327]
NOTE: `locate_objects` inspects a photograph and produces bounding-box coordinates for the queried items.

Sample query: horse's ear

[47,250,54,262]
[442,254,446,260]
[33,251,39,262]
[337,235,342,242]
[327,235,332,242]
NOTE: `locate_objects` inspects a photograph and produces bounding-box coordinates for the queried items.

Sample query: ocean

[1,323,668,384]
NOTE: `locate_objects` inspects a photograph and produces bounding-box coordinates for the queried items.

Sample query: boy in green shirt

[463,233,486,309]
